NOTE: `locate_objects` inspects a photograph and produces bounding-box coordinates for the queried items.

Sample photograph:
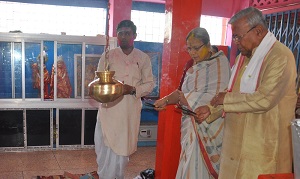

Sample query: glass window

[200,15,229,45]
[131,12,228,44]
[84,110,98,145]
[26,109,51,146]
[131,10,165,43]
[0,110,24,147]
[25,42,42,98]
[59,109,82,145]
[0,42,12,99]
[54,43,83,99]
[0,1,106,36]
[14,43,22,98]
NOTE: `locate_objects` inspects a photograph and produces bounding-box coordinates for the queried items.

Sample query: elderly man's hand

[296,94,300,108]
[194,105,211,124]
[210,92,226,107]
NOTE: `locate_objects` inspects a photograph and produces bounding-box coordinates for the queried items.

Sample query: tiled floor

[0,147,156,179]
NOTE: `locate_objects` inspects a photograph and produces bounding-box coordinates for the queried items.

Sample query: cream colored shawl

[228,31,277,93]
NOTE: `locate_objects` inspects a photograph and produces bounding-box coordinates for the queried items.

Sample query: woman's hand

[153,98,168,111]
[153,89,188,111]
[194,105,211,124]
[177,90,188,106]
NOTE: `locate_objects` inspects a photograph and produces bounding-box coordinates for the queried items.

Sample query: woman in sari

[154,27,231,178]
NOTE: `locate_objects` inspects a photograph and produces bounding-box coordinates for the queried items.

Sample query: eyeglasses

[186,44,205,52]
[232,25,257,42]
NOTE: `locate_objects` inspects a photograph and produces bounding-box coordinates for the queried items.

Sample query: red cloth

[258,173,294,179]
[178,59,193,90]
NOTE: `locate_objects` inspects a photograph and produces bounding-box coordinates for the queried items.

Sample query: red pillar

[226,0,251,66]
[155,0,203,178]
[108,0,132,37]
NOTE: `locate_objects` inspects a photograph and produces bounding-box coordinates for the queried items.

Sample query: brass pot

[88,71,124,103]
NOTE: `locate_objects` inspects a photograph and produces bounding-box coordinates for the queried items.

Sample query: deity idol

[31,51,50,99]
[50,56,72,98]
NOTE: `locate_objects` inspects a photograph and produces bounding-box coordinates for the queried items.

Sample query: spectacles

[186,44,205,52]
[232,25,257,42]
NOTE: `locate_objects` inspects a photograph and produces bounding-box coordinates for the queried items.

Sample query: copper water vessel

[88,71,124,103]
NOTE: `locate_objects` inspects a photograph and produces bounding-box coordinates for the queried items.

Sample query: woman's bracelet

[165,98,169,105]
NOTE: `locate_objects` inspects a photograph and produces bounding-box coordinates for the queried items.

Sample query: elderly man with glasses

[195,7,297,178]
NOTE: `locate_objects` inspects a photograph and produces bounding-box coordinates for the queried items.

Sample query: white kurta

[96,47,154,156]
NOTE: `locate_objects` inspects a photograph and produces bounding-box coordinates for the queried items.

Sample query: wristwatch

[130,87,136,95]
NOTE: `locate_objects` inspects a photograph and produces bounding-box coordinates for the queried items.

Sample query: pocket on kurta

[131,63,141,83]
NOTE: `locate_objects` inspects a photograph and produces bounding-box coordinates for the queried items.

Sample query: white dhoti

[94,120,129,179]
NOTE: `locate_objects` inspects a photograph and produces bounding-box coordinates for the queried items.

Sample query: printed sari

[176,51,230,179]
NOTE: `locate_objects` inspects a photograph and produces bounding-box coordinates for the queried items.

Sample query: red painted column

[155,0,202,178]
[226,1,251,66]
[108,0,132,37]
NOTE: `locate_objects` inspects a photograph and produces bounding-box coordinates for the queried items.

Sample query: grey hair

[228,7,268,28]
[186,27,210,45]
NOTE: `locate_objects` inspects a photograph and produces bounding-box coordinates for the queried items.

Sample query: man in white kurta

[94,20,154,179]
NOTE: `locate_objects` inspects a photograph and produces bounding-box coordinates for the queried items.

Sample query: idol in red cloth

[50,56,72,98]
[31,51,50,99]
